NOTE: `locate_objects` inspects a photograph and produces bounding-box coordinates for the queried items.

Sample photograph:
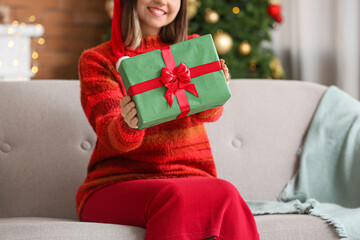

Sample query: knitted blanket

[247,86,360,240]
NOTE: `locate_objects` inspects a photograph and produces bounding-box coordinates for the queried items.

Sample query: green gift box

[118,34,231,129]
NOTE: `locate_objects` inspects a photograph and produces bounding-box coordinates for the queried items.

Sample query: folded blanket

[247,86,360,240]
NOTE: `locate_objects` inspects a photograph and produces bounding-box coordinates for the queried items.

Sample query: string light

[38,37,45,45]
[31,66,39,74]
[36,24,43,31]
[233,7,240,14]
[13,59,19,66]
[32,52,39,59]
[29,15,36,22]
[8,40,15,48]
[5,15,45,79]
[7,27,14,34]
[33,20,45,77]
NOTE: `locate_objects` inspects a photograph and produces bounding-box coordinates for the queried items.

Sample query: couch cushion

[0,215,338,240]
[254,214,338,240]
[0,217,146,240]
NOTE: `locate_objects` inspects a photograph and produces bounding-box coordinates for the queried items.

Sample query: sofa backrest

[0,80,326,220]
[205,80,326,202]
[0,80,96,220]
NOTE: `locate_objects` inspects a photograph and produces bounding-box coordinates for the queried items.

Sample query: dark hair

[121,0,188,49]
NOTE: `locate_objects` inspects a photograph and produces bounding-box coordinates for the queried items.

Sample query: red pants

[81,177,259,240]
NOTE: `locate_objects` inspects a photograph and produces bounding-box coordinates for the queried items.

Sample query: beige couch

[0,79,339,239]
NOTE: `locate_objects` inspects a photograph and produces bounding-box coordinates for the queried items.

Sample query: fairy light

[37,37,45,45]
[32,52,39,59]
[8,40,15,48]
[29,15,36,22]
[36,24,43,31]
[13,59,19,66]
[31,66,39,74]
[3,16,45,79]
[32,20,45,77]
[7,27,14,34]
[233,7,240,14]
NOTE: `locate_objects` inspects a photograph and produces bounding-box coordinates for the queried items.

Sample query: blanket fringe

[308,209,349,239]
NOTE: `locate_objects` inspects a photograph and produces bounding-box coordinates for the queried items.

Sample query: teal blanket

[247,86,360,240]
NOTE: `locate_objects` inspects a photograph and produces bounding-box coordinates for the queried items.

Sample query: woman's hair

[121,0,188,49]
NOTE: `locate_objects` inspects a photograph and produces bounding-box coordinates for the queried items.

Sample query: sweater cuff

[118,116,145,143]
[194,106,223,123]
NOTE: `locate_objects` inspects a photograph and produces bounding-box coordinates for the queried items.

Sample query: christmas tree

[188,0,285,79]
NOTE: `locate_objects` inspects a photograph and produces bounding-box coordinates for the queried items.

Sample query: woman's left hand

[220,59,230,84]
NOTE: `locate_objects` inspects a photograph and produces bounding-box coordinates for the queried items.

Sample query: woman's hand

[220,59,230,84]
[120,96,139,129]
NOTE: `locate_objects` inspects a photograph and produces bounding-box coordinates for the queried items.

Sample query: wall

[0,0,110,79]
[270,0,360,99]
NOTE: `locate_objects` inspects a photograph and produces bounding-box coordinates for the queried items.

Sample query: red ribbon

[127,46,222,118]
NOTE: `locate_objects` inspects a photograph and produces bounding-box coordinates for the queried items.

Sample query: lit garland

[28,15,45,74]
[2,15,44,78]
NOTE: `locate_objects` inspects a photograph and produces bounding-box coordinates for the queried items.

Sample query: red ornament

[268,4,283,23]
[275,15,283,23]
[268,4,281,16]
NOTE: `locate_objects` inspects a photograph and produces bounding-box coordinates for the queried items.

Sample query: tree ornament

[239,41,252,55]
[269,57,280,70]
[213,30,233,55]
[270,57,284,78]
[188,0,201,19]
[105,0,114,19]
[268,3,283,23]
[274,15,283,23]
[205,8,220,24]
[273,64,284,78]
[249,60,257,72]
[268,5,281,16]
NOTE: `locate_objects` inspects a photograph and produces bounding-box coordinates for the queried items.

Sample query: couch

[0,79,339,239]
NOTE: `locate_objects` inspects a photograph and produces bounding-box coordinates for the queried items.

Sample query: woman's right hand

[120,96,139,129]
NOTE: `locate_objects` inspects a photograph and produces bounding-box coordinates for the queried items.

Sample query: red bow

[160,62,199,107]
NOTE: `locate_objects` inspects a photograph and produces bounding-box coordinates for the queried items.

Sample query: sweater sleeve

[192,106,224,123]
[79,49,145,153]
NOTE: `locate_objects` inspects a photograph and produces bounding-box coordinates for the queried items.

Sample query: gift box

[118,34,231,129]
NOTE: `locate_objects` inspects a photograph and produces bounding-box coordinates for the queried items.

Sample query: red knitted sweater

[76,34,224,220]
